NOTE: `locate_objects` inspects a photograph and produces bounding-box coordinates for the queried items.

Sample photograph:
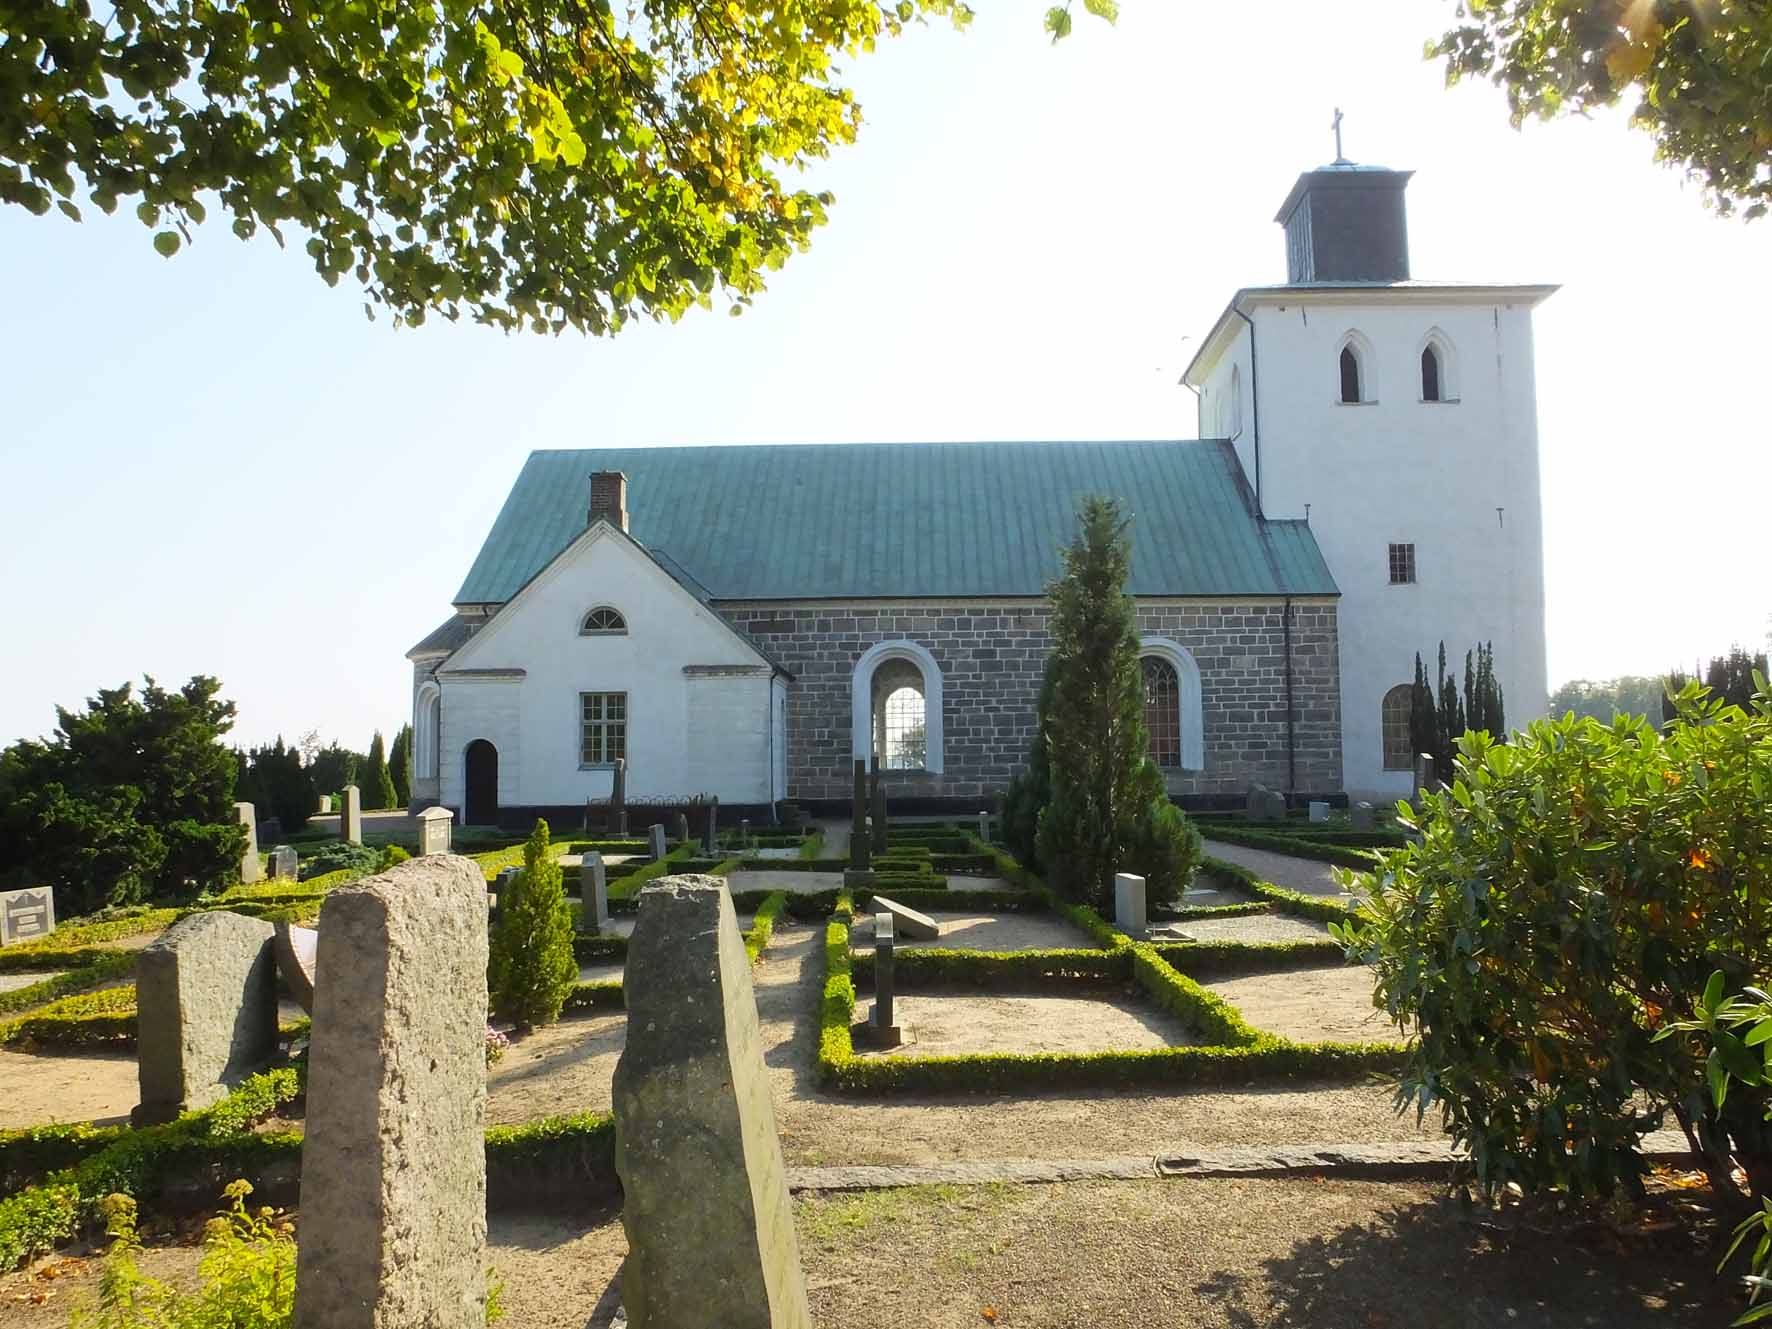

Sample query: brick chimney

[588,471,628,532]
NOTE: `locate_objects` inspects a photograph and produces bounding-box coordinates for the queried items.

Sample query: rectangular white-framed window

[579,691,627,766]
[1387,543,1417,586]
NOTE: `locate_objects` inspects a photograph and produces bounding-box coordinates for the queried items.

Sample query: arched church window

[1143,656,1181,768]
[1421,344,1443,402]
[1381,684,1413,770]
[580,606,627,635]
[1339,345,1362,404]
[873,658,928,770]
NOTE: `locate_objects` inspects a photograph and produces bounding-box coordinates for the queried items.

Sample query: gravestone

[292,856,489,1329]
[870,778,888,856]
[673,812,690,845]
[1350,801,1375,832]
[705,797,719,855]
[1308,801,1330,823]
[612,877,813,1329]
[492,866,521,924]
[1114,872,1148,936]
[1413,753,1435,798]
[611,759,628,836]
[648,823,668,863]
[978,811,991,844]
[579,853,610,933]
[844,759,872,885]
[134,911,278,1125]
[0,887,55,946]
[1245,784,1285,822]
[236,802,263,885]
[739,817,751,846]
[258,817,283,845]
[341,784,362,845]
[274,922,318,1015]
[862,912,904,1048]
[418,805,454,855]
[869,894,938,940]
[318,794,333,814]
[267,845,299,880]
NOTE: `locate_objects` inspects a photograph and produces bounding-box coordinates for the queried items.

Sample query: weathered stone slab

[1113,873,1148,935]
[418,804,454,855]
[673,812,690,844]
[614,878,813,1328]
[862,912,904,1048]
[580,853,609,933]
[978,811,991,843]
[293,856,489,1329]
[1350,800,1375,832]
[0,886,55,946]
[704,796,719,854]
[869,895,938,940]
[1308,801,1329,823]
[318,794,333,814]
[1413,753,1435,798]
[236,802,263,884]
[340,784,362,845]
[267,845,299,880]
[135,911,278,1124]
[648,823,668,862]
[848,759,870,872]
[274,922,318,1015]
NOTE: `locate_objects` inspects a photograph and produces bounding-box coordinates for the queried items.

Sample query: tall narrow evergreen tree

[1434,642,1466,784]
[488,820,577,1030]
[1409,652,1438,775]
[1034,497,1199,909]
[362,731,397,811]
[389,724,413,809]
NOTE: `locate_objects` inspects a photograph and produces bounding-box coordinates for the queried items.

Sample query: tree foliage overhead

[1434,0,1772,218]
[1,0,1110,332]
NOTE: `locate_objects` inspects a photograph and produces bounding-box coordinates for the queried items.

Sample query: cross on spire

[1331,107,1349,164]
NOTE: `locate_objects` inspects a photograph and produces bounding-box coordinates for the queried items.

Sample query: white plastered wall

[1197,291,1549,799]
[434,524,777,812]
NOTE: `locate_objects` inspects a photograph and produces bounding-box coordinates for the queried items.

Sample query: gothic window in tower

[1142,656,1182,769]
[1421,344,1443,401]
[1339,346,1361,403]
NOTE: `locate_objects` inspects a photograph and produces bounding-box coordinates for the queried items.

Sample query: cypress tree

[488,819,577,1030]
[362,731,396,811]
[1409,652,1437,775]
[1034,496,1199,909]
[1434,642,1465,784]
[389,723,413,808]
[1002,660,1056,870]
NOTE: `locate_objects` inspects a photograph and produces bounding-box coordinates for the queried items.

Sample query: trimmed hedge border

[1197,825,1383,871]
[0,1065,304,1269]
[855,888,1040,915]
[1154,938,1351,978]
[0,951,136,1018]
[1163,901,1272,921]
[1201,858,1365,925]
[852,946,1127,989]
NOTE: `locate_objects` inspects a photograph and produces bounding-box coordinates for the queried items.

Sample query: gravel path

[1202,840,1351,898]
[0,972,64,995]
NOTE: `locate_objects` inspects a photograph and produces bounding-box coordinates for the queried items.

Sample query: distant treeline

[1548,646,1769,724]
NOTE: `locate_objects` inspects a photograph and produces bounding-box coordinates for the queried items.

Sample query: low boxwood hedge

[851,946,1128,989]
[1196,825,1384,871]
[853,888,1039,915]
[0,986,139,1049]
[1154,938,1351,978]
[1201,858,1365,925]
[1162,900,1272,921]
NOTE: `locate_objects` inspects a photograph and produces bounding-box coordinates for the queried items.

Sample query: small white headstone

[236,802,263,884]
[268,845,299,880]
[1308,801,1329,823]
[418,806,454,855]
[1113,872,1148,935]
[0,886,56,946]
[648,823,668,862]
[318,794,333,813]
[341,785,363,845]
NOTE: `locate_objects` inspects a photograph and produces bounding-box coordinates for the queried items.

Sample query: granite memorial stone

[673,812,690,845]
[135,911,278,1124]
[292,856,489,1329]
[1114,872,1148,935]
[611,877,813,1329]
[236,802,263,885]
[869,894,938,940]
[649,823,668,862]
[341,784,362,845]
[580,853,609,933]
[1350,801,1376,831]
[1308,801,1330,823]
[0,887,55,946]
[267,845,299,880]
[418,805,454,855]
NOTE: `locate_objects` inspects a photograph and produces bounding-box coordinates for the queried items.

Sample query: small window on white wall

[1420,330,1456,402]
[580,606,627,635]
[1337,331,1375,404]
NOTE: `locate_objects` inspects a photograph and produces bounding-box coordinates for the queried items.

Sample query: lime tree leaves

[0,0,1017,333]
[1045,0,1120,43]
[1434,0,1772,220]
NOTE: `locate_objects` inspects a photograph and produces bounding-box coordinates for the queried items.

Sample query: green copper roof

[452,441,1338,605]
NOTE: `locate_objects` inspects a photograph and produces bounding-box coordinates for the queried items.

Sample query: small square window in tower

[1388,543,1416,585]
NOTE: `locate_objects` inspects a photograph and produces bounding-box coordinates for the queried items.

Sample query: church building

[406,158,1552,825]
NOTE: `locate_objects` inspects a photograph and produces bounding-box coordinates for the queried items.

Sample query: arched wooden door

[464,740,498,826]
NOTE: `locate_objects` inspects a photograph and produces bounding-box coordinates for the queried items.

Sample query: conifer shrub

[361,732,397,812]
[488,820,577,1030]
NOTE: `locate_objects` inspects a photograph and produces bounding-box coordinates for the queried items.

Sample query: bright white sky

[2,0,1767,752]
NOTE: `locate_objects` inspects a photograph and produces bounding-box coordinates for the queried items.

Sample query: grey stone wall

[720,598,1342,803]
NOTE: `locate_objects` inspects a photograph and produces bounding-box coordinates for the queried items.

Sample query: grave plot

[849,910,1093,954]
[856,990,1196,1059]
[1165,913,1333,944]
[1200,965,1391,1045]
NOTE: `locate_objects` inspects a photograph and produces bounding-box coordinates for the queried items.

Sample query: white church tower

[1183,154,1554,800]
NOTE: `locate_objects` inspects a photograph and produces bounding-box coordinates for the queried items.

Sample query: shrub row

[0,908,179,957]
[565,840,648,855]
[610,841,701,898]
[739,857,851,872]
[561,980,624,1014]
[0,986,139,1048]
[743,892,791,965]
[1196,825,1383,871]
[855,888,1038,915]
[929,852,998,875]
[967,838,1128,948]
[0,951,136,1018]
[1162,900,1272,921]
[851,946,1128,989]
[1201,858,1365,924]
[0,1065,304,1270]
